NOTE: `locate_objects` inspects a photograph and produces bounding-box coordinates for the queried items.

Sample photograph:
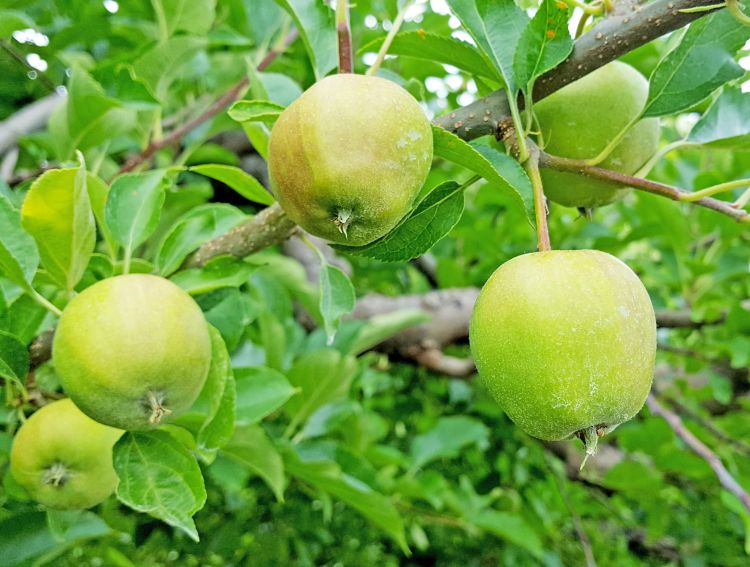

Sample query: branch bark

[0,92,65,155]
[433,0,724,139]
[646,393,750,515]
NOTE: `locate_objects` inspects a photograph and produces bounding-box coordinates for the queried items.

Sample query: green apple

[10,399,122,509]
[469,250,656,457]
[535,61,660,208]
[268,74,433,246]
[53,274,212,430]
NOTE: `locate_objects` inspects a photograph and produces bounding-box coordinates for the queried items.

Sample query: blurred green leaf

[155,0,216,36]
[223,424,286,501]
[191,164,275,205]
[228,100,286,124]
[275,0,337,79]
[318,263,356,344]
[234,366,297,424]
[171,256,256,295]
[410,416,489,470]
[0,330,28,385]
[0,194,39,293]
[688,86,750,149]
[467,510,543,557]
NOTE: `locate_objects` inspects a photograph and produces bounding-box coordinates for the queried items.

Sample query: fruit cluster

[11,275,212,509]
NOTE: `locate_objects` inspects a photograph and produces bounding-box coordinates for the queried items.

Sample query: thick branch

[434,0,724,139]
[119,30,298,174]
[184,203,297,268]
[646,394,750,515]
[0,92,64,155]
[539,152,750,223]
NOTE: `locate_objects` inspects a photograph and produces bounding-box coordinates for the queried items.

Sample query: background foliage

[1,0,749,565]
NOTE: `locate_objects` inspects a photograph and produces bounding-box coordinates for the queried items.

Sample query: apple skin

[469,250,656,443]
[268,74,433,246]
[10,399,122,510]
[535,61,660,209]
[53,274,212,431]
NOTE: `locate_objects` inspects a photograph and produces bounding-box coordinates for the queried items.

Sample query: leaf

[0,286,8,331]
[114,431,207,541]
[410,416,489,470]
[191,326,235,458]
[284,349,357,432]
[234,366,297,424]
[20,165,96,292]
[358,31,500,81]
[643,10,749,118]
[274,0,337,79]
[0,194,39,292]
[228,100,286,124]
[170,256,256,295]
[86,172,118,256]
[8,294,48,344]
[468,510,543,557]
[190,164,274,205]
[105,170,168,261]
[334,181,465,262]
[687,86,750,149]
[0,331,29,385]
[133,36,207,100]
[0,511,111,567]
[155,0,216,36]
[156,203,246,276]
[513,0,572,93]
[445,0,509,83]
[432,126,533,221]
[222,425,286,501]
[476,0,529,91]
[319,263,356,344]
[0,10,34,39]
[284,445,408,552]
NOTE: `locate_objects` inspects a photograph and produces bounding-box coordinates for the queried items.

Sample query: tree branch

[646,393,750,515]
[0,92,65,155]
[434,0,724,139]
[538,151,750,223]
[118,30,299,174]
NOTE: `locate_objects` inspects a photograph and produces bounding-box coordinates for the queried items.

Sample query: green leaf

[0,194,39,292]
[8,294,48,344]
[155,0,216,36]
[222,425,286,501]
[318,263,356,344]
[687,87,750,149]
[114,431,207,542]
[432,126,533,221]
[234,366,297,424]
[0,10,34,39]
[228,100,286,124]
[275,0,337,79]
[284,349,357,433]
[191,326,235,458]
[513,0,572,93]
[105,170,168,262]
[0,330,28,385]
[86,172,118,256]
[133,36,207,100]
[334,181,466,262]
[445,0,509,83]
[284,446,408,552]
[156,203,246,276]
[20,165,96,292]
[0,511,111,567]
[643,11,749,118]
[190,164,274,205]
[0,286,8,331]
[358,31,500,81]
[410,416,489,470]
[468,510,543,557]
[476,0,529,91]
[170,256,256,295]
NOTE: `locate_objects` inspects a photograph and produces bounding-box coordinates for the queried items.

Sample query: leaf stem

[563,0,604,15]
[523,148,552,252]
[635,139,695,177]
[727,0,750,25]
[679,178,750,202]
[336,0,353,73]
[122,248,132,275]
[509,98,530,163]
[366,0,415,76]
[31,289,63,317]
[581,113,641,166]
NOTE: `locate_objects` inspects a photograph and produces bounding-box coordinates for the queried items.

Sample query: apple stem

[336,0,353,74]
[523,147,552,252]
[579,426,600,471]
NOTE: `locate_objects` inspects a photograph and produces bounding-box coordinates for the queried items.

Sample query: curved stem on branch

[679,178,750,202]
[366,0,415,76]
[726,0,750,25]
[523,147,552,252]
[538,149,750,223]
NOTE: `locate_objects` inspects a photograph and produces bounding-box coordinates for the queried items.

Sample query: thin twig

[118,30,298,174]
[646,393,750,515]
[538,151,750,224]
[366,0,415,76]
[336,0,353,73]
